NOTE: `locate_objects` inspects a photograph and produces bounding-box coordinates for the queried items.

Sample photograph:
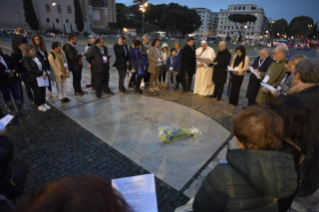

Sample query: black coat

[181,44,196,75]
[246,56,273,100]
[193,148,298,212]
[212,49,231,84]
[63,43,82,72]
[36,50,50,71]
[86,45,110,73]
[11,34,28,48]
[21,56,46,82]
[113,43,130,70]
[0,54,19,85]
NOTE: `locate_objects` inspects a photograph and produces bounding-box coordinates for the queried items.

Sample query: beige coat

[48,52,69,83]
[148,46,161,74]
[230,55,249,76]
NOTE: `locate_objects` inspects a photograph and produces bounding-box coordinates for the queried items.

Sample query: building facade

[217,4,268,41]
[191,8,218,37]
[0,0,116,33]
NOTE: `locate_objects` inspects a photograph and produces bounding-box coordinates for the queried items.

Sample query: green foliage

[228,14,257,41]
[74,0,84,32]
[91,0,105,7]
[287,16,314,38]
[116,3,131,20]
[23,0,39,31]
[312,21,318,38]
[272,19,288,37]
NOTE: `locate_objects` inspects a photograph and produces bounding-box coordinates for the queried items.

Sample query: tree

[64,24,66,34]
[70,23,74,33]
[116,3,131,20]
[272,19,288,37]
[228,14,257,41]
[287,16,314,39]
[312,21,318,39]
[74,0,84,32]
[23,0,39,31]
[91,0,105,7]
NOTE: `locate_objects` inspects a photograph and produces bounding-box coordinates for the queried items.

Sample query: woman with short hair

[193,106,298,212]
[147,38,161,92]
[48,42,70,103]
[21,44,50,112]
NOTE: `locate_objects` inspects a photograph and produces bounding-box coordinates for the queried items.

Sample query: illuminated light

[139,8,143,10]
[140,5,143,7]
[52,2,57,6]
[144,3,148,6]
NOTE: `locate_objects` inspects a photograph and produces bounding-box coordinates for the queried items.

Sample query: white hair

[261,48,270,55]
[143,34,149,38]
[277,45,289,55]
[219,41,226,47]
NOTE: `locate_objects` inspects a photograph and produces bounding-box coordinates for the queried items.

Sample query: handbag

[135,50,146,76]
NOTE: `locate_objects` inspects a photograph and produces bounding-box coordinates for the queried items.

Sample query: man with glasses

[255,46,287,105]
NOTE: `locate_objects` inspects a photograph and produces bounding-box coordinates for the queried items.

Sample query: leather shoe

[81,91,88,95]
[216,97,221,101]
[75,92,83,97]
[209,95,216,98]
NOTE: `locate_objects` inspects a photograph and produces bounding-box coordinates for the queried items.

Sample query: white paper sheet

[260,83,276,92]
[37,77,49,87]
[227,66,239,72]
[0,114,14,130]
[112,174,158,212]
[248,66,261,79]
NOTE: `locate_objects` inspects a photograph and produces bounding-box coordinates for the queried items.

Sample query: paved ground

[0,36,318,211]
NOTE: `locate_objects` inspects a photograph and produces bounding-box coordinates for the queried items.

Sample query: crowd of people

[0,28,319,211]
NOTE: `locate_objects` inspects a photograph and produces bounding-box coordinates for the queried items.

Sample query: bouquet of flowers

[158,125,202,143]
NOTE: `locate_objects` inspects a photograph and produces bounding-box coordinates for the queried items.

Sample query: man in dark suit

[245,48,273,107]
[11,28,28,50]
[113,36,130,94]
[181,37,196,92]
[63,33,86,96]
[210,41,231,100]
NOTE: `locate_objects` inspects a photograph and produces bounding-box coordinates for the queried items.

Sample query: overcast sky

[117,0,319,23]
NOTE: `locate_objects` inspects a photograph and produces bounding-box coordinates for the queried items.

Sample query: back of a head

[17,28,23,34]
[18,175,132,212]
[233,106,283,150]
[134,40,142,47]
[187,37,194,42]
[289,54,307,65]
[68,33,76,41]
[95,37,103,44]
[277,45,289,55]
[294,59,319,84]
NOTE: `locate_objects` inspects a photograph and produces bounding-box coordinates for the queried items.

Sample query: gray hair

[88,37,95,43]
[143,34,149,38]
[174,41,181,47]
[261,48,270,55]
[277,45,289,55]
[294,59,319,83]
[219,41,226,47]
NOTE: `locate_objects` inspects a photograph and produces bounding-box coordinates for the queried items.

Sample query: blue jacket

[130,48,148,75]
[166,55,179,73]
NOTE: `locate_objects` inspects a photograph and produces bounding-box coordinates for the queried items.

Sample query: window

[221,22,223,24]
[228,26,230,29]
[248,27,250,30]
[231,8,233,10]
[67,6,72,13]
[66,19,69,23]
[238,7,241,10]
[46,18,50,23]
[232,26,234,29]
[56,18,59,23]
[224,26,226,29]
[223,32,225,34]
[234,7,237,10]
[251,32,254,35]
[221,17,223,19]
[57,5,62,13]
[220,26,222,29]
[252,27,254,30]
[45,4,51,12]
[231,32,233,34]
[243,7,246,10]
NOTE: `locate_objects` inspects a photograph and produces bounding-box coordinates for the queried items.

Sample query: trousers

[28,80,46,106]
[0,81,21,102]
[117,69,126,92]
[95,72,110,97]
[182,73,194,91]
[229,75,244,105]
[213,83,224,98]
[166,71,176,89]
[159,65,167,83]
[56,77,68,99]
[150,67,160,88]
[71,68,82,94]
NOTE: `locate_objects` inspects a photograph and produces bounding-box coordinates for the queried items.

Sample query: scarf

[288,83,316,94]
[233,55,243,68]
[51,50,67,75]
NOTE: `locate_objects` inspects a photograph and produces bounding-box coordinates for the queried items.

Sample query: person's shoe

[75,92,83,97]
[15,100,25,116]
[9,116,19,125]
[46,94,50,101]
[105,90,114,95]
[217,97,221,101]
[81,91,88,95]
[119,91,125,95]
[43,103,51,110]
[162,82,167,88]
[209,95,216,98]
[38,105,47,112]
[6,102,17,117]
[159,82,162,88]
[296,186,311,198]
[135,89,143,94]
[48,92,57,98]
[242,106,247,110]
[149,88,154,93]
[154,87,160,91]
[174,88,176,92]
[63,98,71,103]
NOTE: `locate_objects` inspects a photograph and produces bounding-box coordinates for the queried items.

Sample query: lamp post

[269,20,275,46]
[16,12,23,29]
[52,0,65,38]
[139,2,147,35]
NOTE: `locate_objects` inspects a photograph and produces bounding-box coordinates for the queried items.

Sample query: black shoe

[209,95,216,99]
[242,106,246,110]
[296,186,311,198]
[135,89,143,94]
[217,97,221,101]
[105,90,114,95]
[63,98,71,103]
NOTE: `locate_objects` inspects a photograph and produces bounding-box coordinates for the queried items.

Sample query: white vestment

[193,46,216,96]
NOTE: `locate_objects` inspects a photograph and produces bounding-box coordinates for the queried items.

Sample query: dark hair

[51,42,61,50]
[68,33,77,41]
[235,46,246,68]
[134,40,142,47]
[13,41,24,54]
[187,37,194,42]
[23,44,35,58]
[119,35,126,40]
[95,37,103,44]
[233,106,283,150]
[285,60,289,64]
[17,175,133,212]
[294,59,319,83]
[269,96,311,147]
[31,34,46,52]
[151,38,160,46]
[170,48,176,53]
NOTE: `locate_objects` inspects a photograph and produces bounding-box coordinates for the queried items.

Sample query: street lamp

[16,12,23,29]
[269,20,275,45]
[307,24,313,44]
[139,2,147,35]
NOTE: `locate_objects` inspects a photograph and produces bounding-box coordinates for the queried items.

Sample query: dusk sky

[117,0,319,23]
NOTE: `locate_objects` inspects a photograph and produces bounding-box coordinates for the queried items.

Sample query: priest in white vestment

[193,41,216,96]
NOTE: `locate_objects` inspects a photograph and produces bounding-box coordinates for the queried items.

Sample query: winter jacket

[21,56,47,82]
[113,43,130,70]
[130,48,148,75]
[0,54,19,85]
[63,43,83,72]
[193,148,298,212]
[147,46,161,74]
[86,45,110,74]
[166,55,179,73]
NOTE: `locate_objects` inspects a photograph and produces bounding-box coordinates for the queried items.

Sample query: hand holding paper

[260,83,276,92]
[248,66,261,79]
[227,66,239,72]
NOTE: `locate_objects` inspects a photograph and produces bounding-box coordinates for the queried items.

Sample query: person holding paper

[210,41,231,101]
[86,37,114,98]
[0,47,24,118]
[193,41,216,96]
[48,42,70,103]
[21,44,50,112]
[255,46,288,105]
[181,37,196,92]
[245,48,273,107]
[228,46,249,106]
[147,38,161,92]
[63,34,87,97]
[192,106,298,212]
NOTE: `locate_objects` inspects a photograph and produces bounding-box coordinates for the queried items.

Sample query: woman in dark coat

[193,106,298,212]
[31,34,56,100]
